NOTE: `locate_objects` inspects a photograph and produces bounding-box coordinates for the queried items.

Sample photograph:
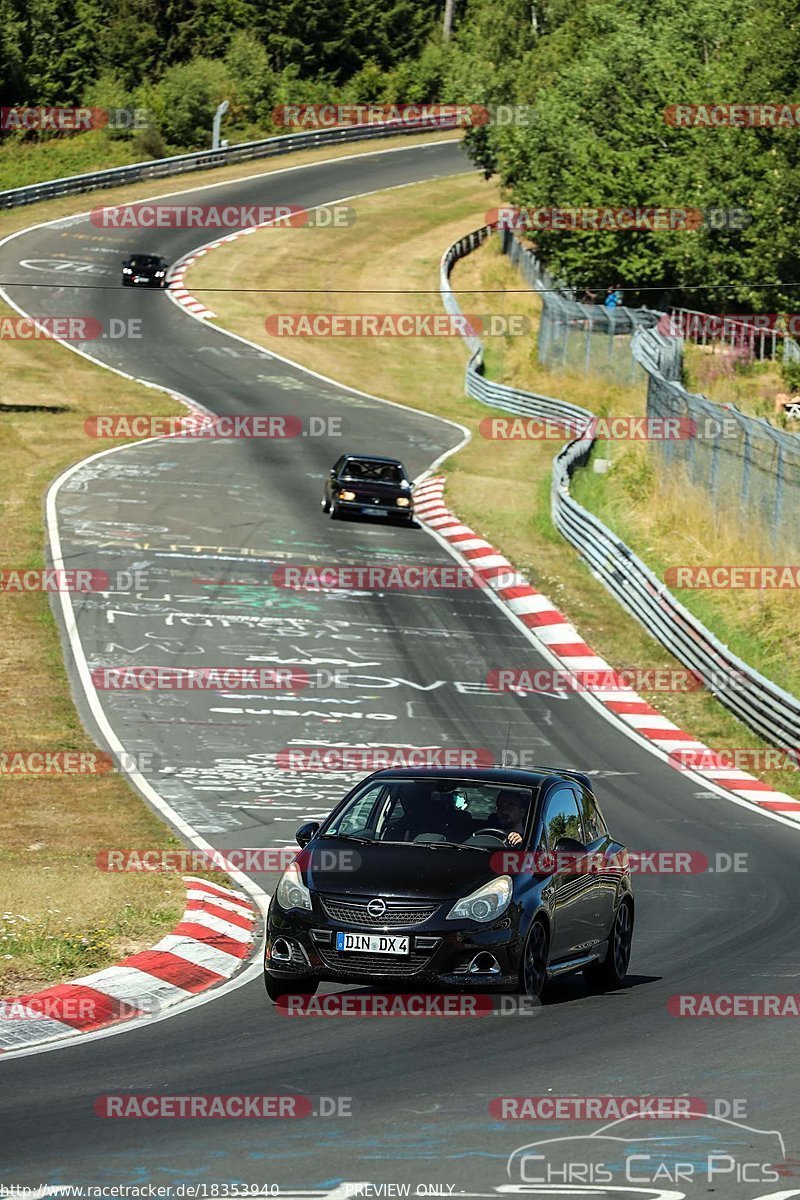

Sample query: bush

[781,355,800,394]
[150,58,232,149]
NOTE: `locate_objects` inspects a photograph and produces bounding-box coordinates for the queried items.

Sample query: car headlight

[155,270,165,277]
[338,490,356,501]
[446,876,512,923]
[122,268,132,274]
[396,497,411,507]
[275,861,312,912]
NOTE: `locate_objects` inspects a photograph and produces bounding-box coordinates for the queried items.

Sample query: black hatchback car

[121,253,169,288]
[264,767,633,1001]
[322,453,414,523]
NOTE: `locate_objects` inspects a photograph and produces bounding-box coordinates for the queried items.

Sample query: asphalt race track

[1,140,799,1200]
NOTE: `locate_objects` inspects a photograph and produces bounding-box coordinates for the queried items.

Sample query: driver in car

[490,790,528,846]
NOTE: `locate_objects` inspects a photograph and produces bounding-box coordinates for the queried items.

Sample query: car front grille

[320,896,439,927]
[316,947,434,976]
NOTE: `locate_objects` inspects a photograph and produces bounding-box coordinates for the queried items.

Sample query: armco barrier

[441,226,800,748]
[440,227,592,429]
[0,116,459,210]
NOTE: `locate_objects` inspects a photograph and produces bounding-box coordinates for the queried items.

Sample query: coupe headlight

[155,270,165,277]
[122,268,132,274]
[338,490,356,501]
[275,861,312,912]
[446,876,512,923]
[396,497,411,508]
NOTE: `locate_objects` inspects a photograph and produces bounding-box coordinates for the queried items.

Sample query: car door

[575,783,618,937]
[540,784,600,960]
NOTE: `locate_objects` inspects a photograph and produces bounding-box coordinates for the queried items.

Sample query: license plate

[362,506,388,516]
[335,932,409,954]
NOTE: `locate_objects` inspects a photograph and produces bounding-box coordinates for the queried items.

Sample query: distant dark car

[121,254,169,288]
[264,766,634,1001]
[322,453,414,522]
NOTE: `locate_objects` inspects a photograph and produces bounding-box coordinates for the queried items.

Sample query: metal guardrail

[0,116,459,210]
[440,227,592,430]
[441,226,800,748]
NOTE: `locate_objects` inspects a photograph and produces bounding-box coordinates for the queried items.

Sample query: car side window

[333,787,383,835]
[577,785,607,843]
[542,786,584,848]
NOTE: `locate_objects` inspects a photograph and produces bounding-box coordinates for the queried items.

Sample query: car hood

[305,836,496,900]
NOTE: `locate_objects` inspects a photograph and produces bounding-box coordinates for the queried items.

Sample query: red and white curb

[414,476,800,818]
[168,220,284,320]
[0,876,259,1052]
[168,252,217,319]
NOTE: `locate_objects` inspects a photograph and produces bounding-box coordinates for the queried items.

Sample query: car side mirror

[296,821,320,848]
[554,836,587,855]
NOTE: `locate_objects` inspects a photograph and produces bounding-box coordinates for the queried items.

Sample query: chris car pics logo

[506,1112,787,1194]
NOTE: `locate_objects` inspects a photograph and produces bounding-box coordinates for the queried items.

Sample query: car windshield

[130,256,161,268]
[341,459,404,485]
[322,778,533,847]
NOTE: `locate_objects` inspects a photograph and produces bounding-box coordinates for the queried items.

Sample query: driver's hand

[506,831,522,846]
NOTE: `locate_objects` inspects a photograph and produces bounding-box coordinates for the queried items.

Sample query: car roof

[364,766,593,790]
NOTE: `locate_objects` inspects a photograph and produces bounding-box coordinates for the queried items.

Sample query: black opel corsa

[264,767,634,1001]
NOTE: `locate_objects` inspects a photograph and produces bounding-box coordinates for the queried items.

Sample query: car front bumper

[265,903,522,989]
[335,498,414,520]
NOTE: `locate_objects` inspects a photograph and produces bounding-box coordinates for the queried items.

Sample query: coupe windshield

[341,459,404,485]
[323,778,533,847]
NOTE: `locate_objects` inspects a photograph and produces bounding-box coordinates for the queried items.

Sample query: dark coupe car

[264,767,634,1001]
[121,253,169,288]
[322,453,415,523]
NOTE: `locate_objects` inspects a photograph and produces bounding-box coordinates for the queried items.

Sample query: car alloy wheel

[322,495,331,513]
[521,919,548,1000]
[584,899,633,990]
